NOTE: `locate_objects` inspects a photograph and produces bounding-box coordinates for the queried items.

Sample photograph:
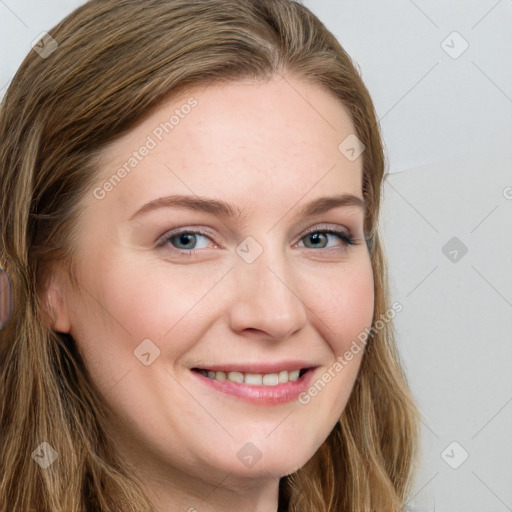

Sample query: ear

[41,266,72,334]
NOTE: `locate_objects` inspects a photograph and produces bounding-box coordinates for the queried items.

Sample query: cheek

[89,255,205,331]
[338,268,374,341]
[75,258,222,369]
[303,256,375,354]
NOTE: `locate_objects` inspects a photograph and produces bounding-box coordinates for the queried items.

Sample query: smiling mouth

[191,368,310,386]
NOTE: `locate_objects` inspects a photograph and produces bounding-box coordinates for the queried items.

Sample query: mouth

[191,367,311,386]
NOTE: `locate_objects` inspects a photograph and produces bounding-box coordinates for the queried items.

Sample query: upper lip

[191,360,318,374]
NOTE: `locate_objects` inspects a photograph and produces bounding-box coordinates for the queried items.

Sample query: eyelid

[298,222,351,238]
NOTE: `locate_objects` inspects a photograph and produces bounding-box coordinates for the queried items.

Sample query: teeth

[288,369,300,381]
[262,373,279,386]
[245,373,263,385]
[228,371,244,383]
[198,368,304,386]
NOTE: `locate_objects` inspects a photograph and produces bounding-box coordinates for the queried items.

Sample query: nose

[227,242,308,341]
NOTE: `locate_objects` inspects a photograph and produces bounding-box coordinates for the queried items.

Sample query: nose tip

[227,251,308,341]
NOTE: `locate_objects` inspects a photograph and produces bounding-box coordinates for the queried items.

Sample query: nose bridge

[228,236,308,339]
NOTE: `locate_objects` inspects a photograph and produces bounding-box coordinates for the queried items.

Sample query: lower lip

[190,369,317,405]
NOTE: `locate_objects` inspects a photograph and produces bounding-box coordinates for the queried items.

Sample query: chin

[195,444,314,481]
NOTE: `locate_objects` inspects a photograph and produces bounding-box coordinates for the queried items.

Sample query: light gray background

[1,1,511,511]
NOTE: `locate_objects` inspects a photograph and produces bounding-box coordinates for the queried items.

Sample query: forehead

[91,76,363,221]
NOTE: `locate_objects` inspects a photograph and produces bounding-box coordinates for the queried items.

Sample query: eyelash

[157,226,359,257]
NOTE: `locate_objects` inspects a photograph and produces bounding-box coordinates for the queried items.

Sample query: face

[48,75,374,491]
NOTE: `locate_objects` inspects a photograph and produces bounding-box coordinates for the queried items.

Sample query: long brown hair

[0,0,422,510]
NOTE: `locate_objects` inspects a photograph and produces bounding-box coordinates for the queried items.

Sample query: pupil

[310,233,325,247]
[178,233,194,248]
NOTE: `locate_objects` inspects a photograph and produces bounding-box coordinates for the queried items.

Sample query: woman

[0,0,421,510]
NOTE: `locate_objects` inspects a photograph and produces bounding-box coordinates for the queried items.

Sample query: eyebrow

[129,193,367,221]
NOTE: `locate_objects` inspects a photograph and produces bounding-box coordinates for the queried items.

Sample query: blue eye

[164,231,212,251]
[299,228,355,250]
[159,227,358,256]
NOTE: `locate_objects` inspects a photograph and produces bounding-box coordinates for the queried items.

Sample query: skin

[45,74,374,512]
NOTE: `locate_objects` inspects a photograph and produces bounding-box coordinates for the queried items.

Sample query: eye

[157,225,359,257]
[159,229,215,254]
[297,227,356,250]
